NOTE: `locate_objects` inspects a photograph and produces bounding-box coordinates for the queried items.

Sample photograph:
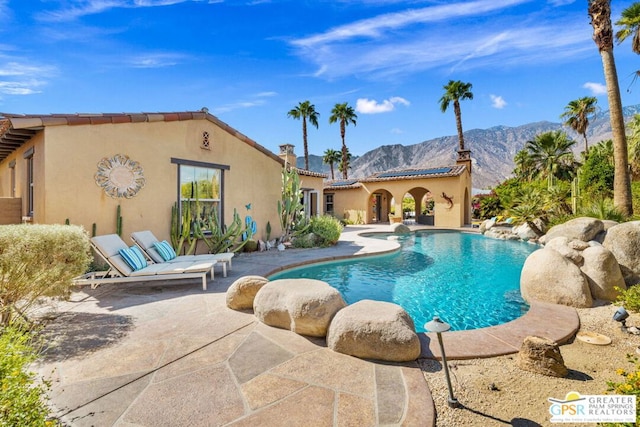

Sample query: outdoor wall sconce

[425,316,460,409]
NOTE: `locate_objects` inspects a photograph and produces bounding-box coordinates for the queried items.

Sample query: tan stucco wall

[327,169,472,228]
[0,118,324,245]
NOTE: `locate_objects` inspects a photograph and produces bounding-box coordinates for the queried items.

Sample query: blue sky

[1,0,639,157]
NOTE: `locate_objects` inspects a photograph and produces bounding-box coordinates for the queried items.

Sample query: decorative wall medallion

[95,154,145,198]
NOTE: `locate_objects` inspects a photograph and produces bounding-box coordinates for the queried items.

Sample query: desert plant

[0,326,57,426]
[277,166,307,242]
[309,215,343,246]
[603,354,640,426]
[195,208,252,254]
[580,198,627,222]
[170,200,197,255]
[116,204,123,236]
[615,285,640,313]
[0,224,91,326]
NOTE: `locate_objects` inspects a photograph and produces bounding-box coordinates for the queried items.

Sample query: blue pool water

[269,230,539,332]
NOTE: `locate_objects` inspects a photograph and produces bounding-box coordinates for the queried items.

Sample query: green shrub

[580,198,627,222]
[0,224,91,325]
[615,285,640,313]
[603,355,640,427]
[0,326,56,426]
[309,215,343,246]
[291,233,318,248]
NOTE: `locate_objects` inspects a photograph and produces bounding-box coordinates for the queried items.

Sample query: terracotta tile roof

[323,165,466,190]
[294,167,327,178]
[362,165,466,182]
[0,110,325,175]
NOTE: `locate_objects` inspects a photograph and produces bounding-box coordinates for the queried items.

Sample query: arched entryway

[368,189,392,223]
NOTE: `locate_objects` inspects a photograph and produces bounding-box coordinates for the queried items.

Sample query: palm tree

[322,148,341,180]
[560,96,598,154]
[525,131,577,190]
[626,113,640,178]
[329,102,357,179]
[439,80,473,151]
[589,0,633,216]
[615,2,640,54]
[513,149,536,182]
[337,148,353,177]
[287,101,320,170]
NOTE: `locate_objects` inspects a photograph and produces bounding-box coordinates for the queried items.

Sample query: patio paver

[34,224,578,426]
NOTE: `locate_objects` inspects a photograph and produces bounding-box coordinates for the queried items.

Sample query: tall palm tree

[322,148,341,180]
[525,130,577,190]
[560,96,598,154]
[615,2,640,54]
[589,0,633,216]
[337,148,353,177]
[329,102,357,179]
[287,100,320,170]
[439,80,473,151]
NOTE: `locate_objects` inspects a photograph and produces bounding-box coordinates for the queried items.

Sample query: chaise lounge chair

[130,230,234,277]
[73,234,216,290]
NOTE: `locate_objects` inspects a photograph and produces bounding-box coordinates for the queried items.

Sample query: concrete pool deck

[35,225,579,426]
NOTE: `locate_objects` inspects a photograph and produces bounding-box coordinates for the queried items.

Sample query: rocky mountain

[298,105,640,190]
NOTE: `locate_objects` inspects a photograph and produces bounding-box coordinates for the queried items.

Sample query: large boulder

[540,217,604,244]
[520,248,593,308]
[479,219,496,233]
[602,221,640,286]
[327,300,421,362]
[226,275,269,310]
[390,222,410,234]
[544,237,584,266]
[580,246,626,301]
[512,222,538,241]
[253,278,347,337]
[517,336,568,378]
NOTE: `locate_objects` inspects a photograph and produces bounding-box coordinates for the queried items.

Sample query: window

[171,158,229,233]
[324,193,334,215]
[9,160,15,198]
[23,148,34,217]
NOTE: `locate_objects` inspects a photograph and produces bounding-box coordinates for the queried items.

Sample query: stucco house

[0,111,325,247]
[324,152,472,228]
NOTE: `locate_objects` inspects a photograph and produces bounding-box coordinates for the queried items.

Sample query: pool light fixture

[613,307,630,333]
[424,316,460,409]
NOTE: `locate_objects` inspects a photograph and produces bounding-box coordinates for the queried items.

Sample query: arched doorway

[368,189,392,223]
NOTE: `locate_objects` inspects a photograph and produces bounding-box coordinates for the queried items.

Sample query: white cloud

[289,0,592,80]
[390,127,403,134]
[36,0,202,22]
[212,92,277,114]
[127,53,185,68]
[490,94,507,109]
[356,96,409,114]
[0,61,56,96]
[292,0,529,48]
[256,91,277,97]
[583,82,607,95]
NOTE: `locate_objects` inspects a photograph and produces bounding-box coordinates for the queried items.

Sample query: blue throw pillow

[130,246,148,269]
[119,246,147,271]
[154,240,177,261]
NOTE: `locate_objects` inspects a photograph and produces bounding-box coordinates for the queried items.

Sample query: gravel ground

[419,302,640,426]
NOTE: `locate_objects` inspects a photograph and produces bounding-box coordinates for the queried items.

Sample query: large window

[172,158,229,233]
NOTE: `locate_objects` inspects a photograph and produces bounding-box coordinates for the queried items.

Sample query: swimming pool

[269,230,539,332]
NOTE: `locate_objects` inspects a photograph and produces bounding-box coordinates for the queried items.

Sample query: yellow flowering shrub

[0,326,57,426]
[603,355,640,426]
